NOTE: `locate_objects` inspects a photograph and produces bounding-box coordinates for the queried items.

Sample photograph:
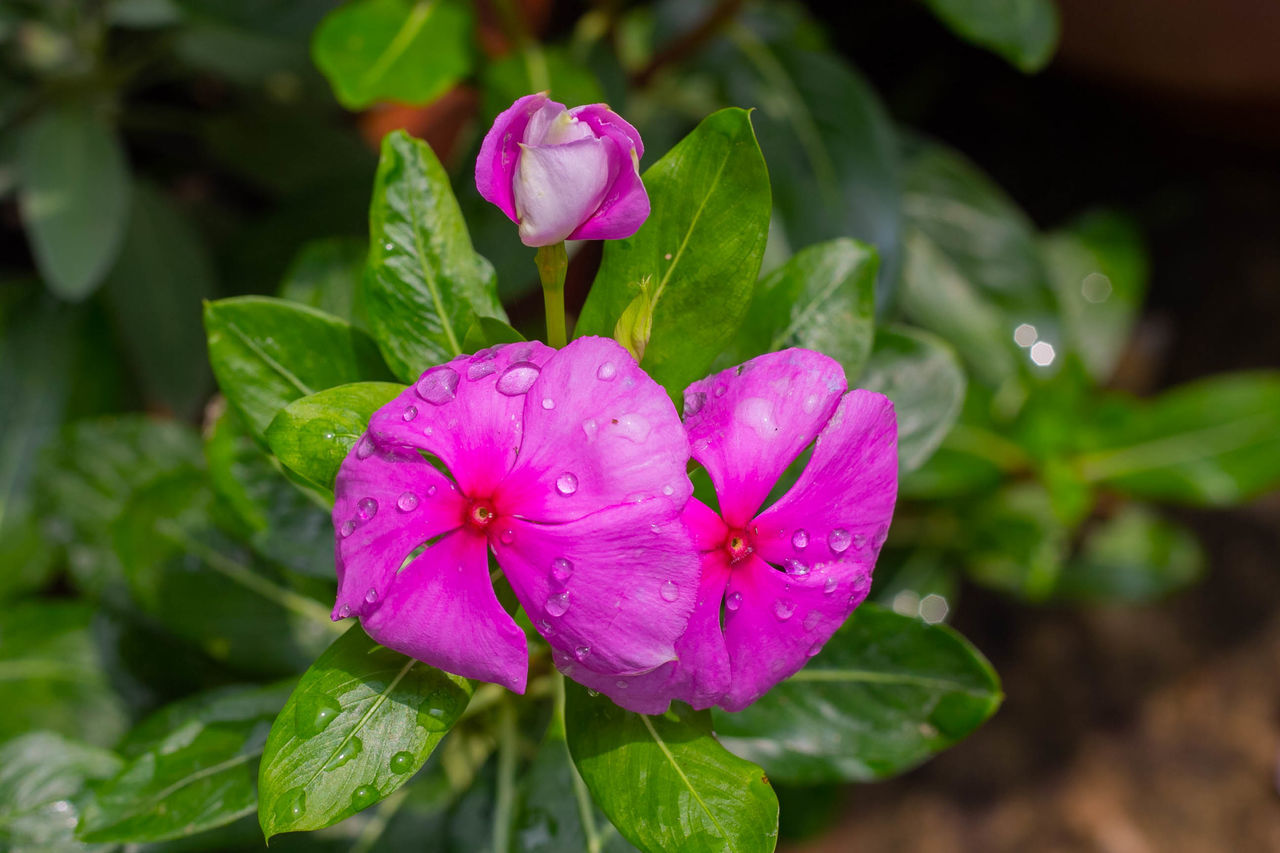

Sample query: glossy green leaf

[101,183,216,419]
[714,603,1001,784]
[461,316,525,352]
[1075,372,1280,506]
[565,682,779,853]
[0,732,122,852]
[859,325,967,472]
[258,626,472,839]
[923,0,1060,72]
[17,104,130,300]
[77,683,292,844]
[279,236,369,331]
[266,381,404,492]
[578,108,771,397]
[204,296,392,441]
[479,47,606,122]
[312,0,473,110]
[0,601,129,747]
[733,238,877,378]
[1056,505,1204,602]
[963,482,1069,599]
[365,131,505,381]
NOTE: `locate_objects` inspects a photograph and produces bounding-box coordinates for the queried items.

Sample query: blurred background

[1,0,1278,850]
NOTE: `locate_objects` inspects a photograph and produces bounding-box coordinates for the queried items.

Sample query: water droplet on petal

[828,528,852,554]
[295,693,342,737]
[581,418,598,441]
[426,484,438,496]
[396,492,418,512]
[365,587,377,604]
[597,362,617,381]
[357,497,378,520]
[823,576,839,595]
[714,384,727,397]
[873,524,889,548]
[552,557,573,583]
[402,405,418,422]
[555,472,579,496]
[726,591,742,611]
[616,680,628,689]
[803,611,821,630]
[785,559,809,576]
[575,645,591,661]
[853,533,868,550]
[416,366,460,405]
[684,390,706,415]
[660,580,679,602]
[546,591,570,617]
[496,362,540,395]
[351,786,378,809]
[774,598,796,620]
[356,436,374,459]
[541,397,555,410]
[389,751,415,774]
[792,529,809,549]
[467,356,498,380]
[499,528,515,545]
[807,641,824,657]
[536,619,554,636]
[613,413,651,443]
[803,394,820,414]
[338,604,351,618]
[736,397,778,440]
[662,483,675,496]
[340,520,356,538]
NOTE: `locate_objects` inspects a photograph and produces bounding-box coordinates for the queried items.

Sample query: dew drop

[803,611,821,631]
[735,397,778,440]
[424,425,434,436]
[541,397,555,410]
[714,384,727,397]
[396,492,418,512]
[351,786,379,809]
[828,528,852,554]
[615,680,629,689]
[660,580,679,602]
[581,418,598,441]
[496,362,540,395]
[340,520,356,538]
[555,472,579,496]
[785,559,810,576]
[726,591,742,611]
[823,576,839,595]
[383,241,394,251]
[426,484,438,496]
[853,533,868,550]
[295,693,342,737]
[807,641,824,657]
[536,619,554,636]
[662,483,675,496]
[613,413,651,443]
[277,787,307,823]
[873,524,889,548]
[355,436,374,459]
[774,598,796,621]
[357,497,378,520]
[467,357,498,381]
[551,557,574,583]
[499,527,515,545]
[416,367,460,405]
[365,587,377,604]
[596,362,617,381]
[338,604,351,618]
[389,751,415,774]
[802,394,820,414]
[325,736,363,770]
[575,645,591,661]
[402,405,418,422]
[684,390,706,415]
[546,591,570,617]
[792,529,809,549]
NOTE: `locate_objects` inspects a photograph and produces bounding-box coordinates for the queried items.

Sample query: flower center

[724,530,754,564]
[466,499,496,531]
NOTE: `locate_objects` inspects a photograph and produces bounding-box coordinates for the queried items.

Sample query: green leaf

[962,482,1069,599]
[312,0,473,110]
[266,381,404,492]
[565,682,779,853]
[714,603,1001,784]
[1055,505,1204,602]
[365,131,505,381]
[479,47,606,122]
[0,601,129,747]
[279,236,369,331]
[461,316,525,352]
[204,296,392,441]
[1075,372,1280,506]
[101,182,216,419]
[77,683,292,844]
[922,0,1060,72]
[1041,211,1148,381]
[0,732,121,852]
[733,238,877,378]
[17,104,131,300]
[258,625,473,838]
[858,325,967,472]
[577,108,771,398]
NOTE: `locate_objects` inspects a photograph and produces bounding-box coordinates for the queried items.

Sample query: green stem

[536,242,569,348]
[555,672,603,853]
[492,699,519,853]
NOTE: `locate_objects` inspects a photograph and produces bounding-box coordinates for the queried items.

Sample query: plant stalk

[536,241,569,348]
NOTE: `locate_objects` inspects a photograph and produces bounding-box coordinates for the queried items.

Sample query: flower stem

[492,698,518,853]
[536,241,569,348]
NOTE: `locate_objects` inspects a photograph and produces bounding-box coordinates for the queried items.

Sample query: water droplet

[726,591,742,611]
[541,397,555,410]
[467,356,499,380]
[807,641,824,657]
[402,405,418,422]
[662,483,675,496]
[774,598,796,621]
[873,524,889,548]
[340,520,356,538]
[351,786,379,809]
[615,680,628,689]
[613,413,651,443]
[714,384,727,397]
[823,576,839,595]
[365,587,377,604]
[684,390,706,415]
[276,787,306,823]
[383,241,394,251]
[496,362,540,395]
[597,362,617,381]
[785,559,809,576]
[295,693,342,737]
[828,528,852,554]
[555,472,579,496]
[325,736,363,770]
[338,604,351,618]
[546,591,570,617]
[575,645,591,661]
[426,484,438,497]
[792,529,809,549]
[357,497,378,520]
[389,751,415,774]
[802,394,820,414]
[803,611,821,631]
[499,527,515,545]
[536,619,554,636]
[416,366,460,405]
[551,557,573,583]
[424,425,434,436]
[736,397,778,440]
[355,435,375,459]
[396,492,418,512]
[581,418,598,441]
[660,580,679,602]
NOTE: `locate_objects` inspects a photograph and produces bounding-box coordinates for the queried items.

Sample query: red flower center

[725,529,754,564]
[465,499,496,531]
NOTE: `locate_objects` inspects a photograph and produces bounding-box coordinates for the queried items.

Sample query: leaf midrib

[222,318,315,398]
[359,0,434,90]
[639,715,734,849]
[788,667,992,695]
[401,144,462,357]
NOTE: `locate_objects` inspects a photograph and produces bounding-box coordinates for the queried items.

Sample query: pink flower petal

[333,444,465,621]
[368,342,556,498]
[567,134,650,242]
[569,103,645,160]
[684,349,847,527]
[497,336,690,523]
[361,528,529,693]
[493,504,701,677]
[513,137,611,246]
[475,92,551,222]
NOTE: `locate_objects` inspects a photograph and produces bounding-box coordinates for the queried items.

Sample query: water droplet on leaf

[351,786,378,809]
[390,751,415,774]
[276,787,306,823]
[295,693,342,737]
[325,736,363,770]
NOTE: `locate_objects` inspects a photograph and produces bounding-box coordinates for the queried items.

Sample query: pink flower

[475,93,649,247]
[331,337,699,693]
[568,349,898,713]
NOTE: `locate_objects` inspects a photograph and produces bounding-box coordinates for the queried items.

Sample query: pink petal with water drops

[684,349,846,527]
[361,528,530,693]
[492,503,701,677]
[497,336,691,523]
[368,342,556,497]
[475,92,551,222]
[718,554,873,712]
[333,443,465,621]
